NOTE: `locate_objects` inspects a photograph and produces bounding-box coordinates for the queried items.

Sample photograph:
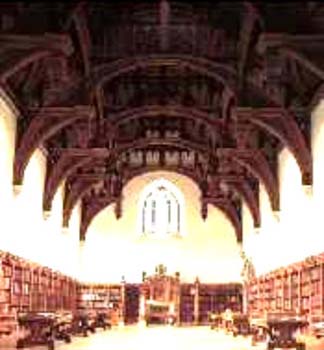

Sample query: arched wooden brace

[63,129,214,224]
[122,166,202,191]
[61,135,217,224]
[204,196,243,243]
[219,175,260,228]
[63,165,202,228]
[71,161,208,237]
[43,148,110,212]
[50,52,281,116]
[63,175,105,228]
[13,105,95,186]
[92,54,286,111]
[47,33,295,113]
[78,180,243,242]
[310,83,324,112]
[80,196,116,241]
[93,55,236,92]
[218,148,279,211]
[75,164,258,241]
[263,34,324,85]
[121,168,259,230]
[44,153,90,212]
[259,33,324,105]
[63,137,262,230]
[0,50,50,83]
[0,33,73,82]
[239,107,312,185]
[111,105,224,129]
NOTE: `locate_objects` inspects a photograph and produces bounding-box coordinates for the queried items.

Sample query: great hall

[0,1,323,350]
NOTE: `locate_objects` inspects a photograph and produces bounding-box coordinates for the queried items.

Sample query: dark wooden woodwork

[179,282,242,325]
[0,250,77,316]
[247,252,324,320]
[124,284,140,325]
[0,2,319,240]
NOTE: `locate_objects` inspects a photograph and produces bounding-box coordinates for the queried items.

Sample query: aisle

[55,326,253,350]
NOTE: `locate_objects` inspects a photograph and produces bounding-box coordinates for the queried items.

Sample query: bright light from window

[137,178,185,238]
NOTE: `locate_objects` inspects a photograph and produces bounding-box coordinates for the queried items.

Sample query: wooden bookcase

[0,250,243,328]
[76,283,124,325]
[198,284,212,323]
[180,284,195,324]
[247,253,324,320]
[0,250,77,316]
[124,284,140,324]
[68,279,243,327]
[179,283,242,325]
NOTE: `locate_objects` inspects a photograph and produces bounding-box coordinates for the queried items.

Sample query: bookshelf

[180,284,195,324]
[76,283,124,325]
[0,251,77,314]
[124,284,140,324]
[179,282,242,325]
[247,253,324,319]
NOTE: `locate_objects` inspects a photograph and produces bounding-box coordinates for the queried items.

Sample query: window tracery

[138,178,184,237]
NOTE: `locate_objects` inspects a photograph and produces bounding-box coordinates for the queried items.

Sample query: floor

[2,325,324,350]
[59,326,254,350]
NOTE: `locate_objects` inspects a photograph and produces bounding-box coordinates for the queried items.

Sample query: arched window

[138,178,185,237]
